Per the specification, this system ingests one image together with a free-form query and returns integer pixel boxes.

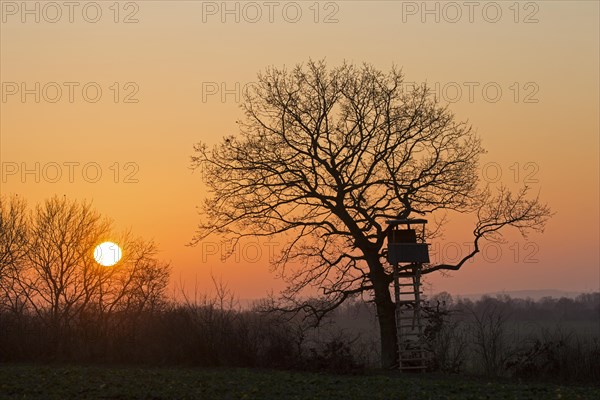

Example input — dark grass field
[1,365,599,400]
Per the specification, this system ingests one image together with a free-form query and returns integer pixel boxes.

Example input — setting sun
[94,241,123,267]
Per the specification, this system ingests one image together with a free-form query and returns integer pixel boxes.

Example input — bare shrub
[423,296,468,373]
[465,297,511,376]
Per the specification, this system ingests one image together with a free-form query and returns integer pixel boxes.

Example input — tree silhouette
[192,60,552,368]
[0,195,29,315]
[22,196,111,331]
[0,195,28,283]
[0,195,171,351]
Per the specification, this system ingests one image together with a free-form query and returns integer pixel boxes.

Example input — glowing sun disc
[94,242,122,266]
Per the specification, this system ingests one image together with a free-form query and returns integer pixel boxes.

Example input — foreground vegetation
[1,364,599,400]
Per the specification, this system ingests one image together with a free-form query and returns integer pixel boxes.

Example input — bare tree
[0,195,28,280]
[114,236,171,314]
[0,195,29,314]
[191,60,552,368]
[468,298,510,376]
[19,196,111,332]
[16,197,170,332]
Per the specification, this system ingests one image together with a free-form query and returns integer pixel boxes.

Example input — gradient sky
[1,1,598,298]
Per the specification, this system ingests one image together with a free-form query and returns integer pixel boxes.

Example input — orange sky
[1,1,598,298]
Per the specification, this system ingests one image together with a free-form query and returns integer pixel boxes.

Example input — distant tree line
[0,194,597,382]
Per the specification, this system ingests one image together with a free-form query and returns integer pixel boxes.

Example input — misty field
[1,365,599,400]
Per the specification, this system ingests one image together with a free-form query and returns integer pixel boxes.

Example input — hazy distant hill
[456,289,589,301]
[238,289,596,307]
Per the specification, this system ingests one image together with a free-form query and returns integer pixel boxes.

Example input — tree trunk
[369,258,398,369]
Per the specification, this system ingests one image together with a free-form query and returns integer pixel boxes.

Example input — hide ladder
[394,264,428,371]
[386,219,431,371]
